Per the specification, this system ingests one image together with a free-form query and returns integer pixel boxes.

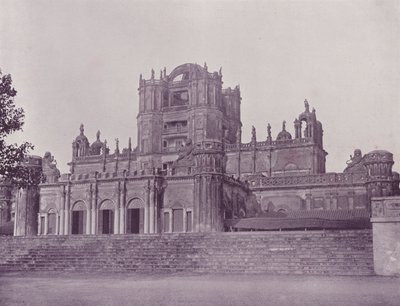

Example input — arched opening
[48,209,57,235]
[172,208,183,232]
[126,198,145,234]
[98,200,114,234]
[301,119,308,138]
[71,201,87,235]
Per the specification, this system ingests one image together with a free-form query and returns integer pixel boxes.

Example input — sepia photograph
[0,0,399,305]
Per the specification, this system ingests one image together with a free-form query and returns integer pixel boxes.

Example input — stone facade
[371,196,400,276]
[7,63,400,236]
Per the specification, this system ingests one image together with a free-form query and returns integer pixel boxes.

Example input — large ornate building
[1,63,399,236]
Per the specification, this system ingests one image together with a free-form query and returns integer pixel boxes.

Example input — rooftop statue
[176,138,194,163]
[344,149,366,173]
[304,99,310,112]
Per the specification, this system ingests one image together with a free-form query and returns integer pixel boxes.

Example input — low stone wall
[371,196,400,276]
[0,230,373,275]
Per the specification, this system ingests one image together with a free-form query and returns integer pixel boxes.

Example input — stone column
[114,182,120,234]
[64,184,71,235]
[86,205,91,235]
[348,191,354,210]
[55,212,59,235]
[37,214,42,235]
[149,184,155,234]
[44,213,48,235]
[183,208,187,232]
[331,193,338,210]
[305,193,312,210]
[144,181,150,234]
[371,196,400,276]
[119,180,126,234]
[91,184,97,235]
[60,186,66,235]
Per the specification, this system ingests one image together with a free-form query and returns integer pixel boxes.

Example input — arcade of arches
[37,197,192,235]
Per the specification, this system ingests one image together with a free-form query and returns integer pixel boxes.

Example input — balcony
[162,126,188,135]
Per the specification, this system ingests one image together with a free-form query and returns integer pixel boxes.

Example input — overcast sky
[1,0,399,173]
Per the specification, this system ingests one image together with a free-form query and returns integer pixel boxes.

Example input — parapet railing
[225,137,314,151]
[248,172,367,189]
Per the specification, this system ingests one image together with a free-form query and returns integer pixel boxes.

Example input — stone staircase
[0,230,374,275]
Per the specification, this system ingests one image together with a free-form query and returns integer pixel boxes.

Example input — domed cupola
[73,124,90,157]
[90,130,104,155]
[276,121,292,141]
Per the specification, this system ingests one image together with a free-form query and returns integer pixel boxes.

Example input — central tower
[137,63,241,173]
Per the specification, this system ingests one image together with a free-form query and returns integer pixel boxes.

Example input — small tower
[0,180,13,232]
[364,150,396,198]
[294,100,327,173]
[192,140,226,232]
[137,68,166,155]
[14,156,42,236]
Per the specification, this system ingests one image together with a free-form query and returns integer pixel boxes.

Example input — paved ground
[0,272,399,306]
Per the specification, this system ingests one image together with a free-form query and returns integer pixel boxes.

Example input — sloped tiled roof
[226,209,371,231]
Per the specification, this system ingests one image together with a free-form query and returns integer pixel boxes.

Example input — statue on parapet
[304,99,310,112]
[42,152,60,183]
[344,149,366,173]
[176,138,194,163]
[251,126,256,143]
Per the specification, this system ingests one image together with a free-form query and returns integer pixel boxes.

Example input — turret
[364,150,396,198]
[137,68,167,155]
[14,156,42,236]
[296,99,323,147]
[192,140,225,232]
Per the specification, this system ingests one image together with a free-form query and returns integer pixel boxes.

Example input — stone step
[0,229,374,275]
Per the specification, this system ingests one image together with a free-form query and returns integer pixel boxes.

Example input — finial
[103,139,107,155]
[96,130,100,140]
[251,125,256,142]
[115,138,119,150]
[219,67,222,75]
[151,69,155,79]
[139,73,142,82]
[128,137,132,151]
[304,99,309,112]
[80,124,84,135]
[160,70,163,79]
[312,107,316,113]
[267,123,271,138]
[163,67,166,77]
[282,120,286,131]
[204,62,208,71]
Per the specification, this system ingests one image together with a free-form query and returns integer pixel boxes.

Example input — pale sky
[1,0,399,174]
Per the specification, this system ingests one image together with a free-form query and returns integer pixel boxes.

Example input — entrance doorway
[98,200,115,234]
[126,208,144,234]
[98,209,114,234]
[71,201,87,235]
[172,209,183,232]
[126,198,145,234]
[48,212,56,234]
[72,211,85,234]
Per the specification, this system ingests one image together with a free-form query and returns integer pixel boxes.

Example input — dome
[276,130,292,141]
[364,150,393,164]
[90,130,103,155]
[168,63,220,82]
[276,120,292,141]
[75,124,89,144]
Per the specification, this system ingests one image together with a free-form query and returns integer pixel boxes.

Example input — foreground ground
[0,272,399,306]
